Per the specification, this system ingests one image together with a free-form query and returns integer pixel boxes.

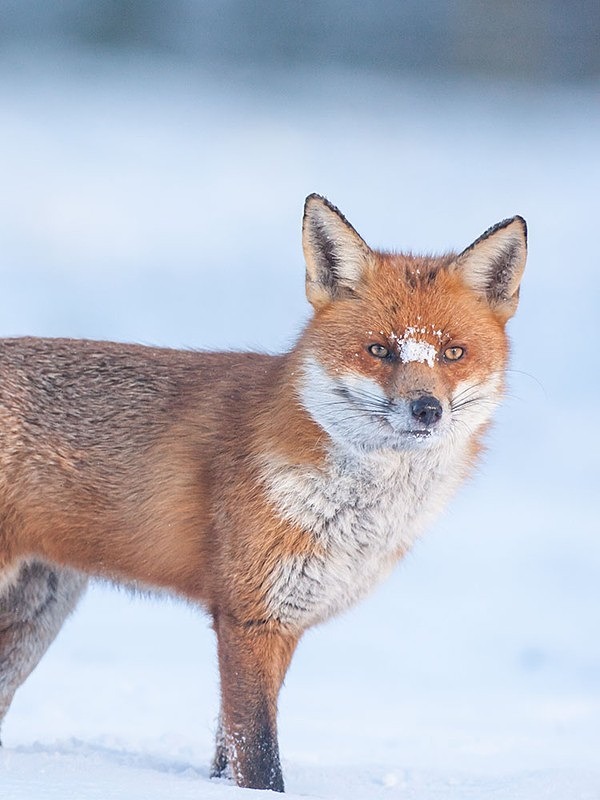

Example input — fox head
[298,194,527,454]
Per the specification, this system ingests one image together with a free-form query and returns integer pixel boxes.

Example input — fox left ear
[302,194,372,310]
[454,216,527,322]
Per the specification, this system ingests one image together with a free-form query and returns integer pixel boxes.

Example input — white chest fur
[261,443,468,629]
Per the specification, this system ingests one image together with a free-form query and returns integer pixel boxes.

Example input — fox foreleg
[212,614,298,792]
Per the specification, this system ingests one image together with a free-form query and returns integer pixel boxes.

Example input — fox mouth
[378,416,436,439]
[369,420,440,451]
[376,426,438,452]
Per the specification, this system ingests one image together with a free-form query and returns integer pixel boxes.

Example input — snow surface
[0,48,599,798]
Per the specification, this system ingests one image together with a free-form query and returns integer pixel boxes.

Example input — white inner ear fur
[457,221,526,300]
[323,225,368,287]
[303,198,371,291]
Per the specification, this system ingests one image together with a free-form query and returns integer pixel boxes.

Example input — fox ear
[454,216,527,322]
[302,194,372,309]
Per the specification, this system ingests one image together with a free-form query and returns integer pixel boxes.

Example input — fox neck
[260,437,470,530]
[256,392,473,629]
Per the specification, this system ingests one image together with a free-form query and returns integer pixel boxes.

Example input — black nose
[410,395,443,426]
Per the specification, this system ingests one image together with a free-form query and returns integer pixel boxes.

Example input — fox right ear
[302,194,372,309]
[454,216,528,323]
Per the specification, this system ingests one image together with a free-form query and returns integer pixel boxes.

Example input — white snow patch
[398,337,437,367]
[390,327,439,367]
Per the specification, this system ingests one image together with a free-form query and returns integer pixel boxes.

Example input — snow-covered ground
[0,49,599,798]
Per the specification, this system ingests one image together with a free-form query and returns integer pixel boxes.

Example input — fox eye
[444,346,465,362]
[368,343,390,359]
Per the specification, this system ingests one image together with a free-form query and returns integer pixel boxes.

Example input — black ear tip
[304,193,327,213]
[303,194,351,229]
[482,215,528,245]
[513,215,528,241]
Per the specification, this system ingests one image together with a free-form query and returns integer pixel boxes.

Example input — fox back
[0,195,527,792]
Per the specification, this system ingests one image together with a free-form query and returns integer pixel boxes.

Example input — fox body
[0,195,527,791]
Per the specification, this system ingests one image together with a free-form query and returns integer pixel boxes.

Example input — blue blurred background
[1,3,599,795]
[2,1,599,80]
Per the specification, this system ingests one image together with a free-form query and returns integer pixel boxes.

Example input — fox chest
[261,455,449,628]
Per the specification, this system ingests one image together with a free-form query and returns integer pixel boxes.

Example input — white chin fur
[298,356,446,452]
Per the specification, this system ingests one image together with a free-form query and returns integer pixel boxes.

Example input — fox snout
[410,395,443,427]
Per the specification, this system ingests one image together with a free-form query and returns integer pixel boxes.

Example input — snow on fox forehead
[369,323,445,368]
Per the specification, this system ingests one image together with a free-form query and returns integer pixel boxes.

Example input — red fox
[0,195,526,791]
